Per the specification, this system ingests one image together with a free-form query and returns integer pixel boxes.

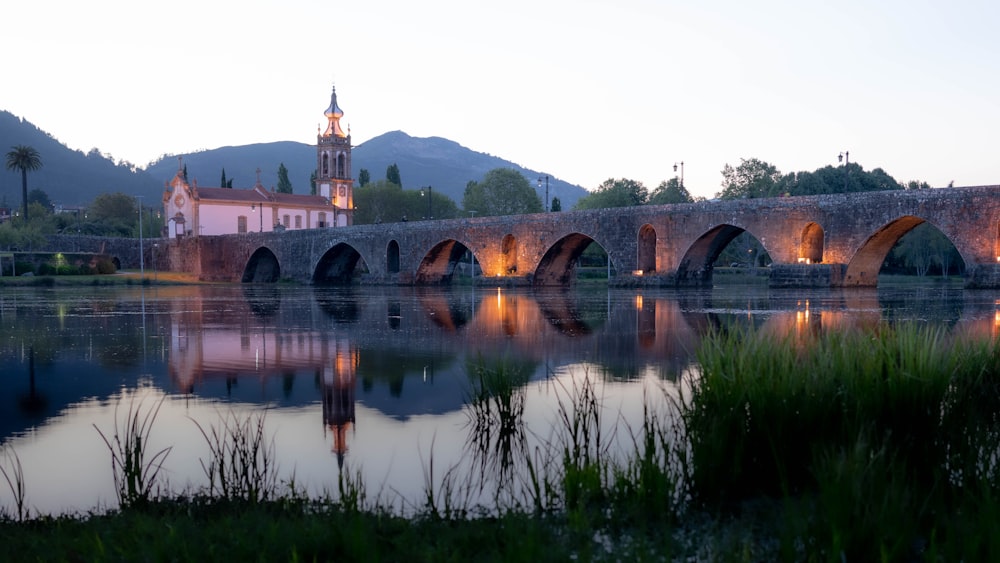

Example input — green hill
[2,111,586,210]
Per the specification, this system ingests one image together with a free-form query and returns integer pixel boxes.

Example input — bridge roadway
[163,185,1000,288]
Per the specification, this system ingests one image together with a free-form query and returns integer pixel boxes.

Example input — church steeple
[316,83,353,226]
[323,86,346,138]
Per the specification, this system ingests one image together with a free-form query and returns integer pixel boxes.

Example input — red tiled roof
[194,187,333,208]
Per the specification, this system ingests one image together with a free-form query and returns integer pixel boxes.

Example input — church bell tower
[317,85,353,226]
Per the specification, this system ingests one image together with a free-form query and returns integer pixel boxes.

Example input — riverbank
[0,271,207,287]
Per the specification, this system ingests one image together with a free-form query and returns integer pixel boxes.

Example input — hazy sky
[4,0,998,200]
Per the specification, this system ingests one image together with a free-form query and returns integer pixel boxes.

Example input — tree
[87,192,138,236]
[550,196,562,212]
[352,181,459,224]
[220,168,233,188]
[28,188,52,210]
[358,169,371,187]
[648,178,694,205]
[462,168,543,217]
[573,178,648,210]
[310,171,317,195]
[386,163,402,187]
[5,145,42,221]
[276,163,293,194]
[717,158,781,200]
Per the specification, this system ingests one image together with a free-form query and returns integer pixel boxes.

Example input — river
[0,281,993,515]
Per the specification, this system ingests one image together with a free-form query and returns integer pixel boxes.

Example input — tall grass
[683,322,1000,559]
[192,409,280,503]
[93,395,172,509]
[0,446,27,522]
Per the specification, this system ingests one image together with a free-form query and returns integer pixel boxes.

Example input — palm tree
[5,145,42,221]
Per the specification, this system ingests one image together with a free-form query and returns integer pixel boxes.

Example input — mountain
[2,111,587,210]
[146,131,587,209]
[0,111,161,207]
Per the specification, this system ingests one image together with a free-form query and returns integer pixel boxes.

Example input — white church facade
[162,86,354,238]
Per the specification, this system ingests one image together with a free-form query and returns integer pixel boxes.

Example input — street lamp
[673,161,685,188]
[420,186,433,219]
[537,175,549,212]
[838,151,849,191]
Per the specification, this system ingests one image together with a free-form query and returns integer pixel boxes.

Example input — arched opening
[534,233,613,286]
[800,222,824,264]
[879,220,966,282]
[386,240,400,274]
[415,240,477,284]
[336,153,346,177]
[501,234,518,274]
[242,247,281,283]
[676,225,770,286]
[637,224,656,273]
[313,243,367,285]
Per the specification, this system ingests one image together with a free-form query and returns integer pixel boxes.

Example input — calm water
[0,282,996,515]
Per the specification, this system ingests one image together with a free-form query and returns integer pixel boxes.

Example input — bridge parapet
[44,186,1000,289]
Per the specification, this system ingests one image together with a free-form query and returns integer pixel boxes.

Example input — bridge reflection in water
[0,284,998,514]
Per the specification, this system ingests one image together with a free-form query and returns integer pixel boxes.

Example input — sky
[4,0,999,200]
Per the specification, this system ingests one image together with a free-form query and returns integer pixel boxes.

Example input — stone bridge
[156,185,1000,288]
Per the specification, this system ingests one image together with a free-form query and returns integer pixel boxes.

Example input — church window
[237,216,248,234]
[295,216,302,229]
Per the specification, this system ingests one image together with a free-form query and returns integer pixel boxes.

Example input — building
[162,85,354,238]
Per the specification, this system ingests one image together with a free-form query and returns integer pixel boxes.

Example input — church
[162,86,355,238]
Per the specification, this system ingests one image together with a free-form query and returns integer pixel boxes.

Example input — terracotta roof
[194,187,334,208]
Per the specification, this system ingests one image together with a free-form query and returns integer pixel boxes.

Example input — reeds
[0,446,27,522]
[192,409,279,503]
[93,395,172,509]
[682,322,1000,559]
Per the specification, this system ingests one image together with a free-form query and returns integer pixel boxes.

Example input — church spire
[323,85,346,138]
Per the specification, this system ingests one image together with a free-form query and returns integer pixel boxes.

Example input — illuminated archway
[844,216,965,286]
[534,232,610,286]
[242,247,281,283]
[800,222,824,263]
[637,224,656,273]
[501,234,518,274]
[415,239,473,284]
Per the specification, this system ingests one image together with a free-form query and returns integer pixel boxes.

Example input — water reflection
[0,283,998,513]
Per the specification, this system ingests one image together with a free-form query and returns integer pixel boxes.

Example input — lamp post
[420,186,433,219]
[838,151,850,191]
[135,195,144,279]
[538,175,549,212]
[673,161,685,188]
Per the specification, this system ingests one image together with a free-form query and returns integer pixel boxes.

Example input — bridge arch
[844,215,966,286]
[676,224,768,286]
[242,247,281,283]
[800,222,824,263]
[844,215,924,286]
[313,242,366,285]
[501,234,518,274]
[386,240,400,274]
[534,232,612,286]
[638,224,656,273]
[416,239,473,284]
